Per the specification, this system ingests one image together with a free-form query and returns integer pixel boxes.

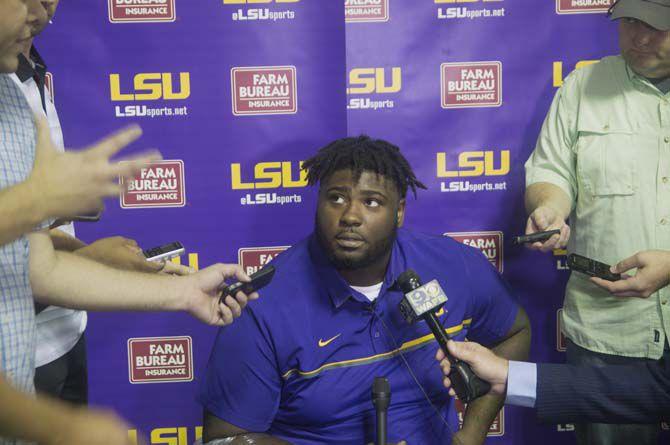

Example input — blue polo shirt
[199,229,519,444]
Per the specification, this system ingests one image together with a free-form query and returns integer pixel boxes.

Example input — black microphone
[395,269,491,403]
[372,377,390,445]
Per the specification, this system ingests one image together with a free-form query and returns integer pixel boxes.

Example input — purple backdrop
[36,1,667,443]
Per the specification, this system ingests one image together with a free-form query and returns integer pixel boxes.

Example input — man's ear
[397,199,406,228]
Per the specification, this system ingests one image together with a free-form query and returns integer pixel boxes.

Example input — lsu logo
[445,231,504,273]
[441,62,502,108]
[231,161,307,190]
[455,400,504,436]
[110,73,190,101]
[108,0,176,23]
[557,309,567,352]
[238,246,289,275]
[231,66,297,116]
[129,426,202,445]
[347,68,401,94]
[345,0,389,23]
[553,60,598,87]
[127,336,193,384]
[120,160,186,208]
[437,150,510,178]
[556,0,613,14]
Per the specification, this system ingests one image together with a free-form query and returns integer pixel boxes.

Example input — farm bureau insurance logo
[223,0,298,22]
[435,0,506,21]
[441,62,502,109]
[455,399,505,436]
[556,0,612,14]
[110,72,190,119]
[108,0,175,23]
[128,336,193,383]
[238,246,289,275]
[345,0,389,22]
[445,231,504,273]
[231,66,297,116]
[347,67,401,111]
[120,160,186,208]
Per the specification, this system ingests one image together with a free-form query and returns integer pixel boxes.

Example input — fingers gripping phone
[220,265,276,303]
[142,242,185,262]
[567,253,621,281]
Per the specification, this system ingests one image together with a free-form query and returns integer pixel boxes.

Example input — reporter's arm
[28,231,253,325]
[0,180,48,246]
[591,250,670,298]
[49,228,87,251]
[0,373,132,445]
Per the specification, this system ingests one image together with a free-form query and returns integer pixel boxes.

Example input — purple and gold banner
[38,1,666,443]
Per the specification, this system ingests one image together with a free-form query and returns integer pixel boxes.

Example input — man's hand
[76,237,164,273]
[591,250,670,298]
[525,205,570,252]
[48,407,135,445]
[451,429,486,445]
[435,341,509,397]
[27,115,161,220]
[181,264,259,326]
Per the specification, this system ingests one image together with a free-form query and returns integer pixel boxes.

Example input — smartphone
[567,253,621,281]
[220,265,276,302]
[512,229,561,245]
[142,242,185,262]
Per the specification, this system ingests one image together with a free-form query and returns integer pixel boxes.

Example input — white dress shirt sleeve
[504,361,537,408]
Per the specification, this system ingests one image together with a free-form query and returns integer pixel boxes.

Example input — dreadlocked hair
[302,135,427,198]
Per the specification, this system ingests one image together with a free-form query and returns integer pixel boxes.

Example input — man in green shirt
[524,0,670,443]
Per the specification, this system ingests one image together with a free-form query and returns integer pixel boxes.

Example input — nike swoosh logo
[318,334,341,348]
[435,307,445,317]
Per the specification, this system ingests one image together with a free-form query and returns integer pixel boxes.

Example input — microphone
[395,269,491,403]
[372,377,390,445]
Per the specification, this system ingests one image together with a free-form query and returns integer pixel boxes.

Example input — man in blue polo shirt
[199,136,531,445]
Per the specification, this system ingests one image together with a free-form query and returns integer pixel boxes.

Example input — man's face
[315,169,405,271]
[26,0,49,37]
[619,18,670,78]
[0,0,30,73]
[43,0,58,21]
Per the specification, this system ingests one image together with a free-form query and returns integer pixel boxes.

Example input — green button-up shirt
[526,55,670,359]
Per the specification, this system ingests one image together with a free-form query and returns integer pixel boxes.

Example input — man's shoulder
[397,229,472,264]
[246,237,315,307]
[563,55,626,91]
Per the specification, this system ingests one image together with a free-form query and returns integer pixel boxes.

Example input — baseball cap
[609,0,670,31]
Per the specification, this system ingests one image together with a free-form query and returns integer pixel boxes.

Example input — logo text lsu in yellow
[110,73,190,101]
[231,161,307,190]
[437,151,510,177]
[347,68,402,94]
[129,426,201,445]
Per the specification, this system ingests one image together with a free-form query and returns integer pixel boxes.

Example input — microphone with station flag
[372,377,390,445]
[395,269,490,403]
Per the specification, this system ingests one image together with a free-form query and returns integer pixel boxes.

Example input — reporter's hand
[49,407,135,445]
[76,237,164,273]
[27,115,161,219]
[525,205,570,252]
[435,341,508,397]
[183,264,259,326]
[591,250,670,298]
